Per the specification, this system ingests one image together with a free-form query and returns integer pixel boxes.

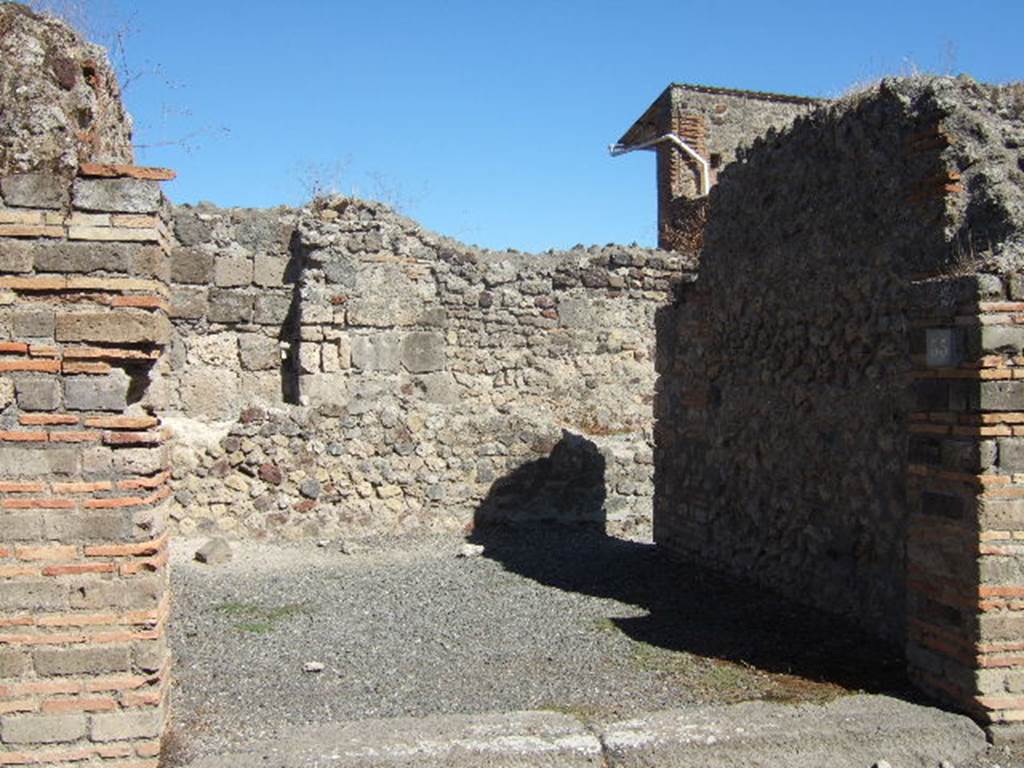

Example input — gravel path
[168,527,914,763]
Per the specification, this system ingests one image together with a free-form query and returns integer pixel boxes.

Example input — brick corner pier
[0,163,174,765]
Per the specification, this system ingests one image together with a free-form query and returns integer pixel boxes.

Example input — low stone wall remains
[161,200,692,539]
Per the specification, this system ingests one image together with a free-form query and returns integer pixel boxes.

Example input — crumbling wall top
[0,2,133,178]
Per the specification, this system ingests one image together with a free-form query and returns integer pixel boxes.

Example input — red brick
[0,342,29,354]
[51,481,113,494]
[83,673,151,693]
[0,567,43,581]
[2,497,75,509]
[123,689,163,708]
[41,563,116,577]
[78,163,176,181]
[83,495,146,509]
[0,359,59,373]
[119,550,168,575]
[27,345,59,358]
[124,606,163,626]
[62,346,159,361]
[0,679,79,697]
[116,470,170,490]
[62,361,111,375]
[110,296,168,310]
[84,415,160,430]
[981,586,1024,598]
[145,486,171,504]
[134,740,162,758]
[102,431,162,446]
[0,431,47,442]
[15,544,77,561]
[0,224,63,238]
[0,700,38,715]
[0,276,65,291]
[0,481,46,493]
[19,414,79,426]
[0,752,33,765]
[15,749,96,764]
[42,696,118,713]
[95,744,135,758]
[48,431,102,443]
[84,534,167,558]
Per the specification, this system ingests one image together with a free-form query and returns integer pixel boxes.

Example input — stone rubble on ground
[195,537,233,565]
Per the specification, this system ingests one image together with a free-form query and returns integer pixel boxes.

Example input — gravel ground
[168,527,1000,765]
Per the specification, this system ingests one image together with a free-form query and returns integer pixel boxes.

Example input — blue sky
[72,0,1024,251]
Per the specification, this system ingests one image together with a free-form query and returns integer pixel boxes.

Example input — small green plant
[590,617,620,633]
[214,601,309,634]
[539,702,608,723]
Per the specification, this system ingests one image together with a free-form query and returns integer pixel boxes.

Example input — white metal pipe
[609,133,711,197]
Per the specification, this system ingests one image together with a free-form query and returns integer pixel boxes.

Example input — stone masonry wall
[0,166,173,765]
[161,199,691,540]
[654,76,1024,733]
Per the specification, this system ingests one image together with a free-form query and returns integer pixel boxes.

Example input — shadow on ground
[469,430,911,701]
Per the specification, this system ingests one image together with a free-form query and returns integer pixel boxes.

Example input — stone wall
[654,76,1024,733]
[161,199,692,540]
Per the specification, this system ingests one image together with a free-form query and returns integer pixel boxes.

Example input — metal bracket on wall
[608,133,711,197]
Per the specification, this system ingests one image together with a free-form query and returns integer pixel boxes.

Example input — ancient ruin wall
[160,200,692,540]
[655,76,1024,729]
[655,77,1024,636]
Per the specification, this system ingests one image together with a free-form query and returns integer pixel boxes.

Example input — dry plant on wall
[28,0,229,157]
[943,228,995,278]
[296,158,352,202]
[362,170,429,216]
[833,39,961,104]
[26,0,89,31]
[1004,82,1024,116]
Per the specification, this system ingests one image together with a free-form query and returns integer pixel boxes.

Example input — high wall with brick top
[616,84,820,252]
[0,164,173,766]
[654,77,1024,738]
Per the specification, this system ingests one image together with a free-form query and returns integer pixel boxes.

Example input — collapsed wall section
[0,167,173,765]
[655,76,1024,732]
[161,200,692,540]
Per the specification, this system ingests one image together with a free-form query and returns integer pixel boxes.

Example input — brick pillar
[656,113,707,250]
[0,164,173,765]
[907,272,1024,742]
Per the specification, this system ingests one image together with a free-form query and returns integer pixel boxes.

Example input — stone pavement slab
[178,695,988,768]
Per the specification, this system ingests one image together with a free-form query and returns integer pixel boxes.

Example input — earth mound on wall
[0,2,133,177]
